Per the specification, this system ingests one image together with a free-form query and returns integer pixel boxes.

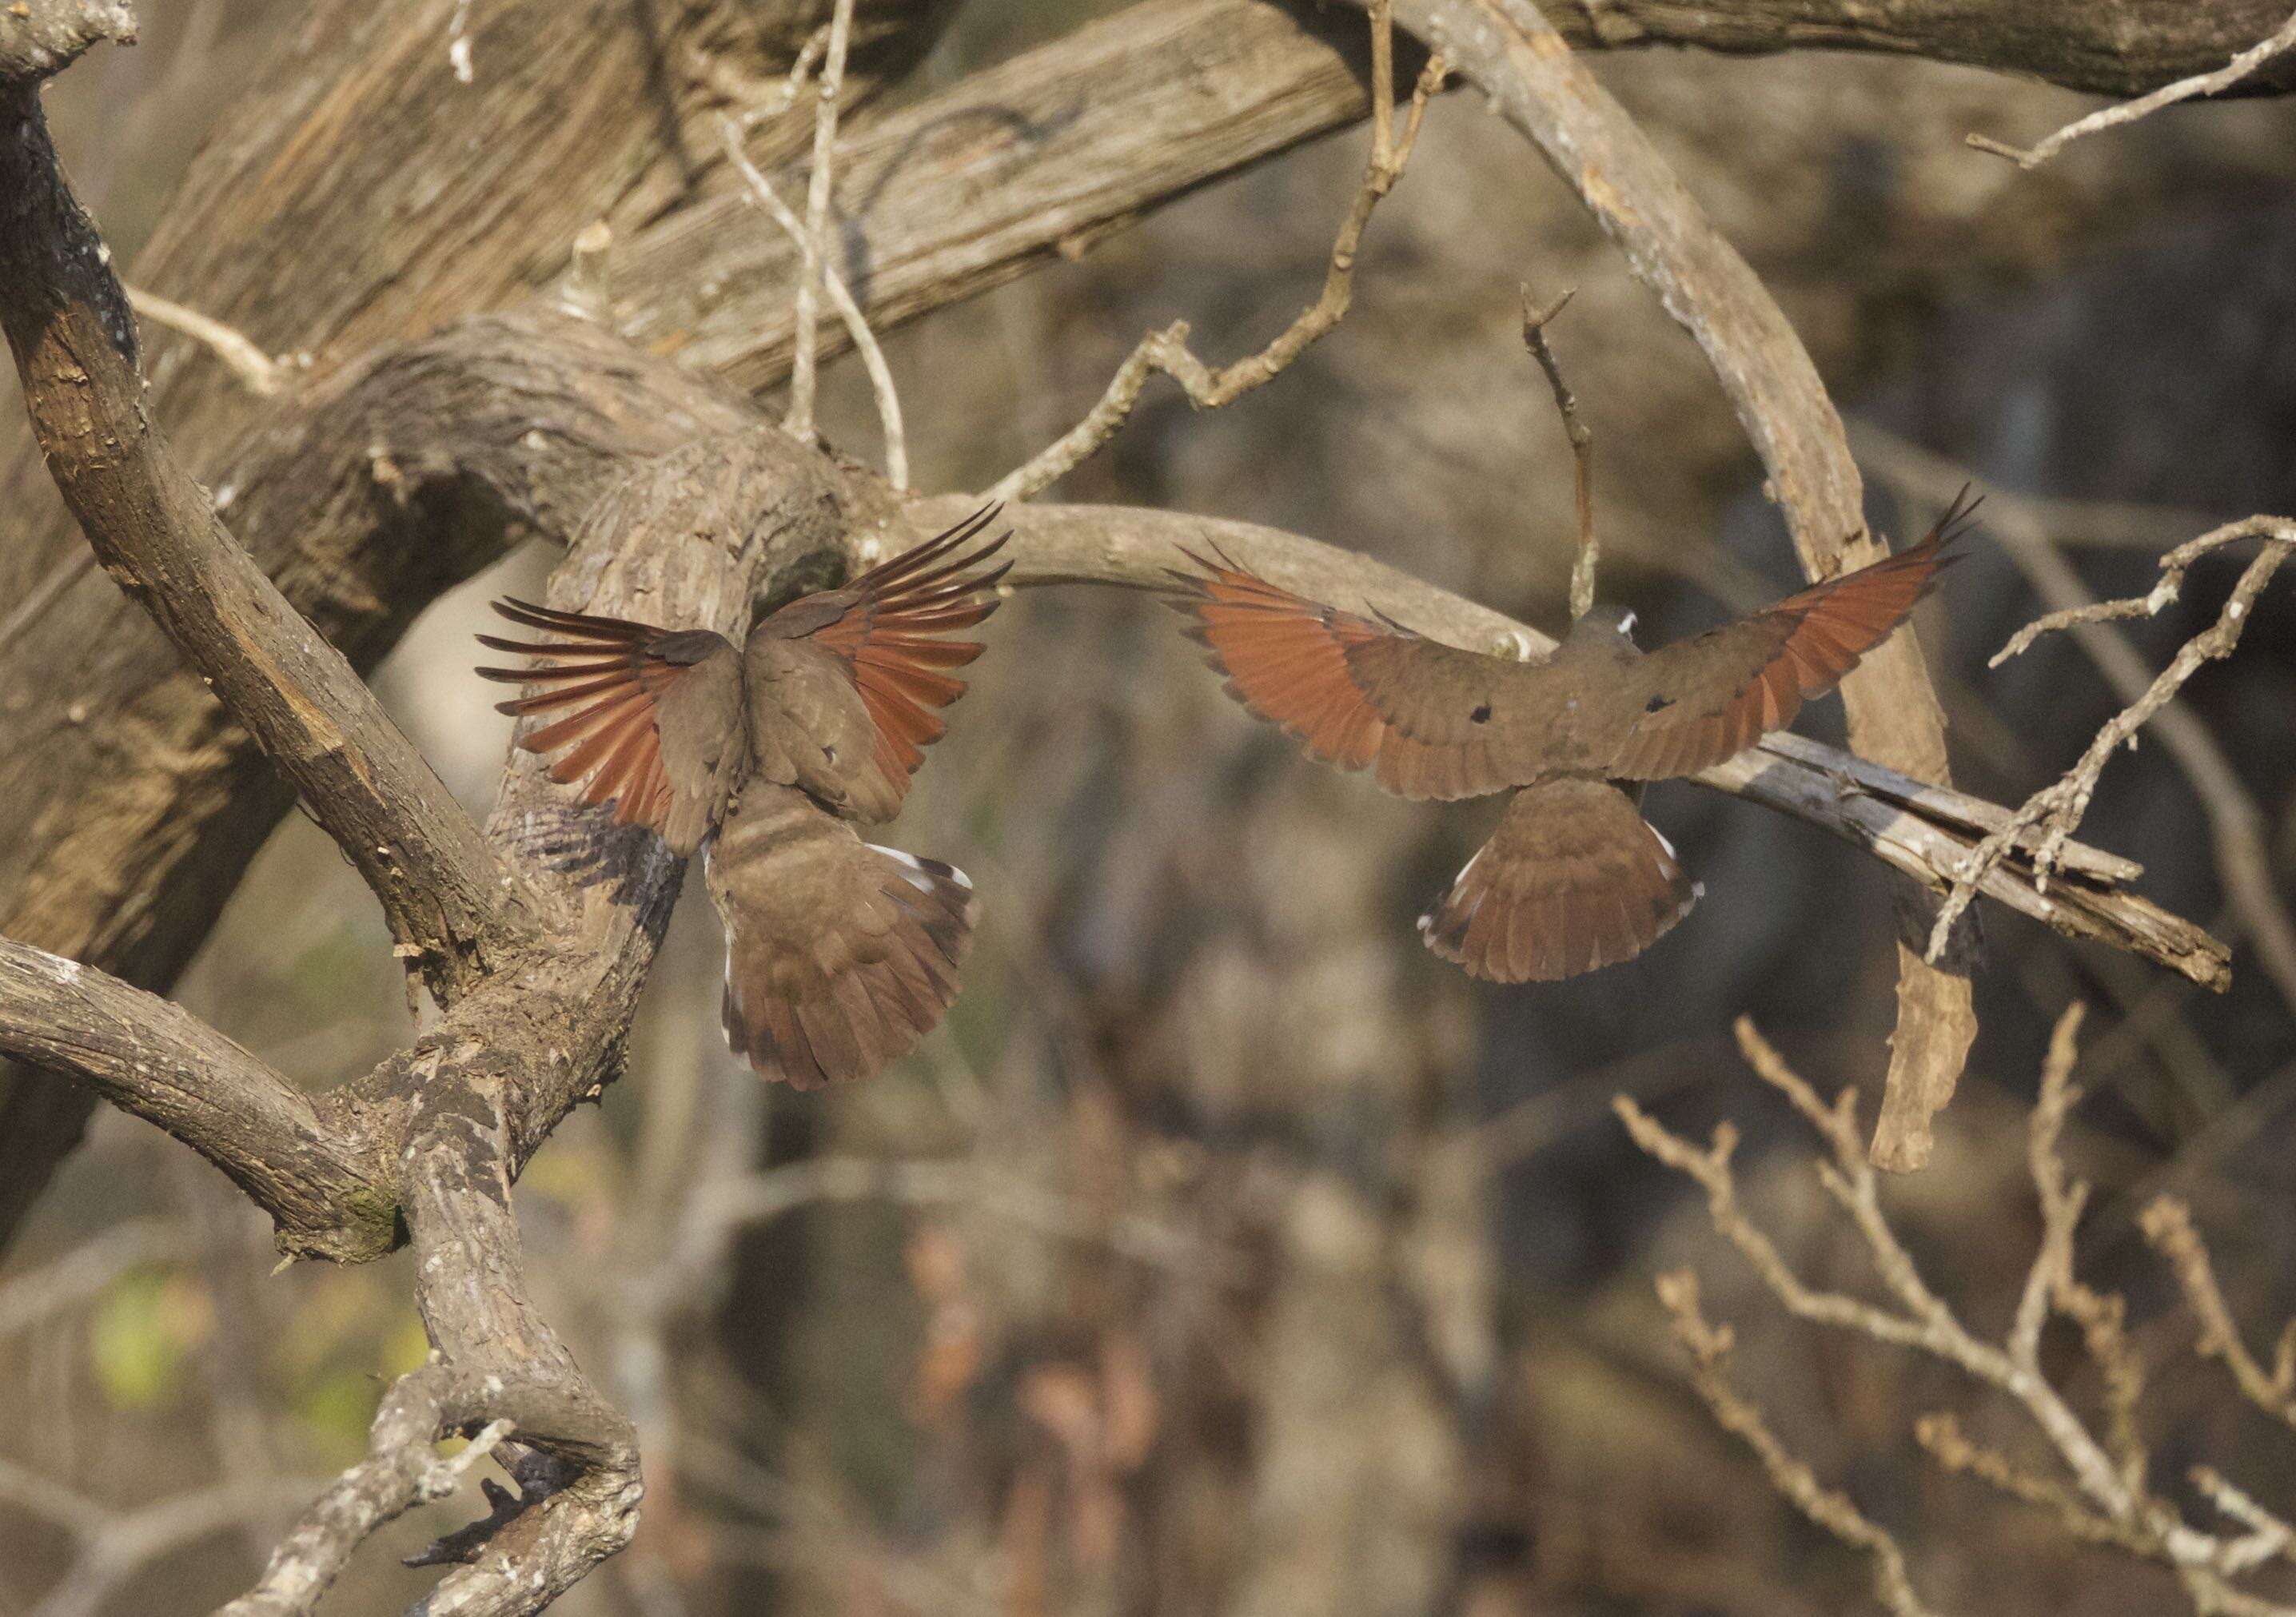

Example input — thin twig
[2140,1196,2296,1433]
[1927,517,2296,962]
[985,0,1448,503]
[1521,285,1597,619]
[720,115,907,488]
[1968,6,2296,169]
[783,0,854,444]
[125,285,289,396]
[1620,1014,2288,1605]
[1654,1270,1943,1617]
[1855,433,2296,1018]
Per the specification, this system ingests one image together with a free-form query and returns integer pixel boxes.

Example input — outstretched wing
[476,600,744,855]
[771,503,1011,816]
[1163,549,1543,801]
[1605,488,1979,780]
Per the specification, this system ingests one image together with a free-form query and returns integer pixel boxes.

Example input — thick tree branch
[0,938,392,1261]
[1364,0,1975,1170]
[1968,6,2296,169]
[0,74,526,998]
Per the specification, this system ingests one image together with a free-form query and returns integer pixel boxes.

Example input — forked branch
[1928,519,2296,963]
[1623,1010,2296,1615]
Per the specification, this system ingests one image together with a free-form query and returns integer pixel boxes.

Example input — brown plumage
[1166,490,1978,982]
[477,505,1009,1087]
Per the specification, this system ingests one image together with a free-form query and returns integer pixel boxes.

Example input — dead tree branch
[987,0,1448,503]
[1853,430,2296,1018]
[1927,518,2296,966]
[1521,285,1599,621]
[783,0,855,447]
[1653,1270,1942,1617]
[1623,1010,2296,1615]
[1969,6,2296,169]
[719,114,907,489]
[2139,1197,2296,1435]
[125,286,291,396]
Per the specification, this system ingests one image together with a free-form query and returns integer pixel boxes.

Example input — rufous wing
[1419,779,1699,982]
[1164,550,1537,801]
[776,503,1012,817]
[476,599,744,855]
[708,784,975,1089]
[1605,488,1979,781]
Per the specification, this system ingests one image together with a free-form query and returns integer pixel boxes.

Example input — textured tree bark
[0,0,955,1249]
[1545,0,2296,98]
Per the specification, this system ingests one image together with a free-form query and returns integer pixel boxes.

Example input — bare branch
[783,0,855,446]
[986,0,1449,502]
[2140,1196,2296,1433]
[125,286,290,396]
[1927,519,2296,963]
[972,500,2224,988]
[1854,432,2296,1017]
[1626,1013,2296,1611]
[1521,285,1599,621]
[1969,6,2296,169]
[0,81,529,999]
[1654,1270,1943,1617]
[721,115,907,489]
[0,939,391,1260]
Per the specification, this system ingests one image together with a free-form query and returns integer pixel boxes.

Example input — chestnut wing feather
[769,503,1011,817]
[476,600,744,854]
[1163,550,1557,802]
[1605,489,1978,780]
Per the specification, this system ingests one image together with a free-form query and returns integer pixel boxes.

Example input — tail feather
[712,790,976,1089]
[1420,780,1698,982]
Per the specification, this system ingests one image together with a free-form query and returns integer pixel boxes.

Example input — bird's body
[477,506,1008,1088]
[1166,492,1979,982]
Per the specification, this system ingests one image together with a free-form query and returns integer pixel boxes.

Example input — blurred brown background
[5,2,2296,1612]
